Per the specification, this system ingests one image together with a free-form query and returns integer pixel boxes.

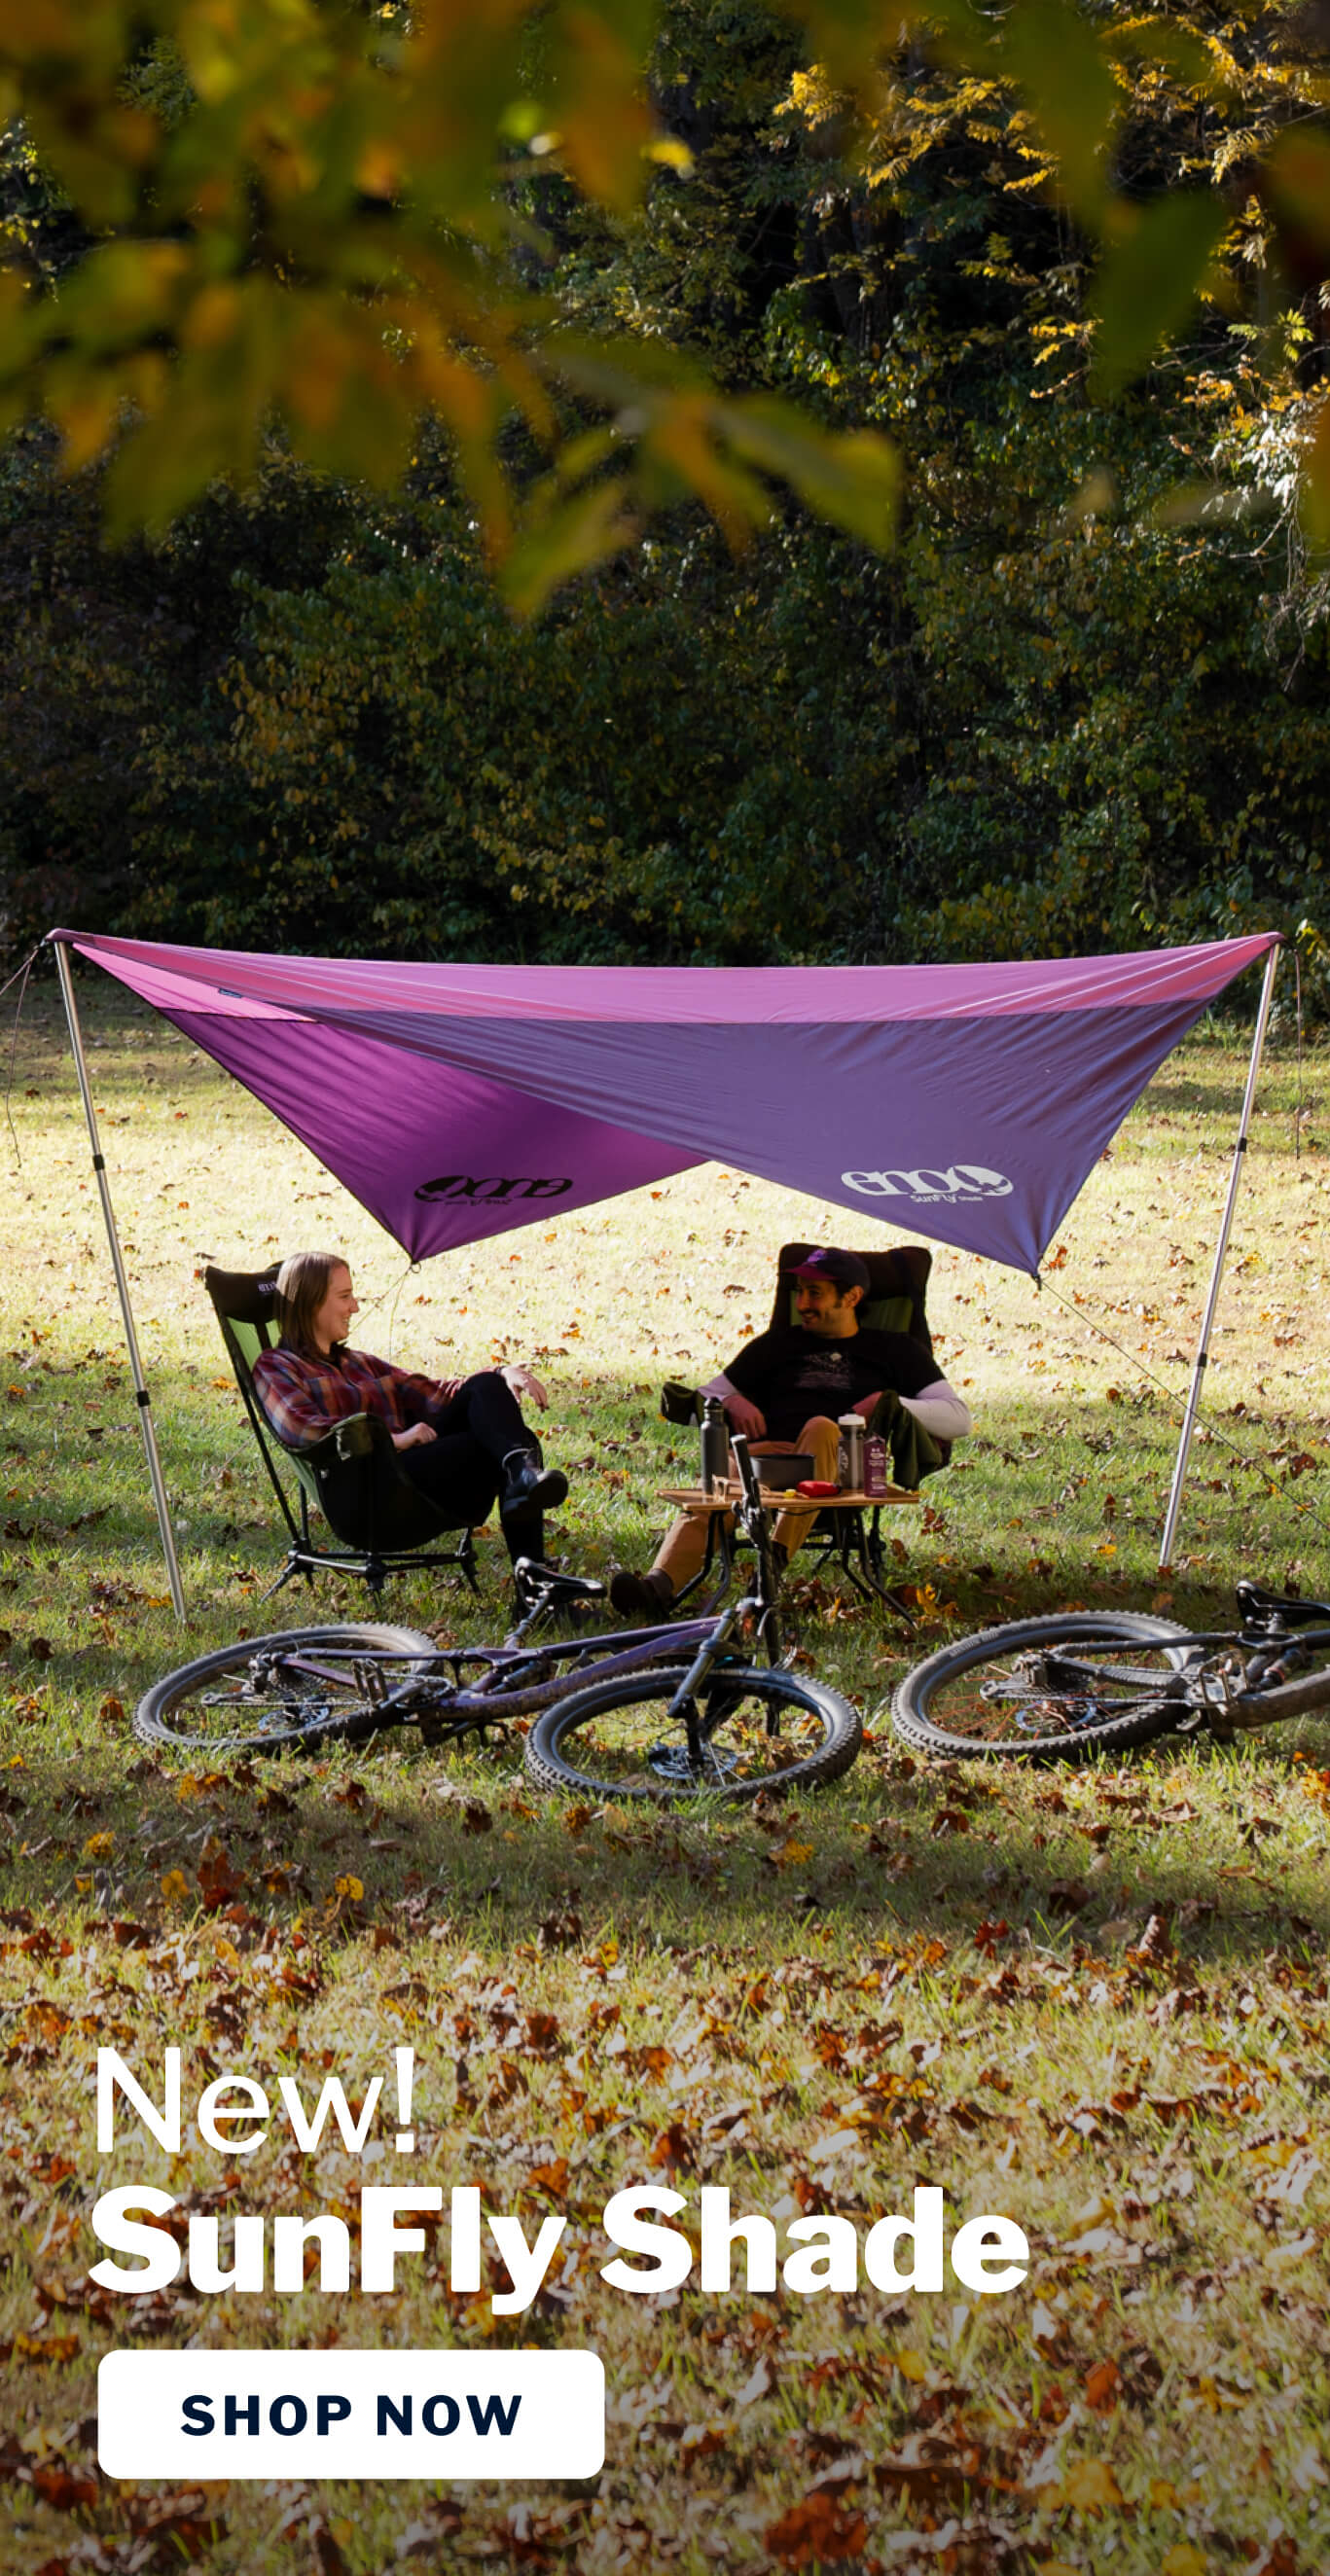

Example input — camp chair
[660,1241,950,1613]
[204,1263,480,1602]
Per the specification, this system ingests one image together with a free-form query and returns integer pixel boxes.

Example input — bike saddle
[1235,1581,1330,1629]
[512,1558,606,1604]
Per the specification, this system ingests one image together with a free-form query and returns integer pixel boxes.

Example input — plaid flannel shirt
[251,1342,460,1451]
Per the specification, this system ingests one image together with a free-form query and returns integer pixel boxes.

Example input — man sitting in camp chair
[609,1248,973,1615]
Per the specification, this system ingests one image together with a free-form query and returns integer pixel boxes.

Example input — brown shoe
[609,1567,674,1618]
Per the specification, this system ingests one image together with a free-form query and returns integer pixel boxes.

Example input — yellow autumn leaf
[768,1835,814,1869]
[1059,2457,1124,2513]
[1161,2547,1208,2576]
[83,1830,115,1858]
[891,2348,928,2381]
[161,1869,190,1902]
[54,382,123,475]
[335,1873,364,1901]
[646,136,694,174]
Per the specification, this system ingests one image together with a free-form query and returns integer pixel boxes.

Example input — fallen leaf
[198,1838,240,1911]
[765,2491,869,2566]
[1083,2357,1124,2412]
[1160,2546,1208,2576]
[1058,2457,1124,2513]
[647,2122,692,2173]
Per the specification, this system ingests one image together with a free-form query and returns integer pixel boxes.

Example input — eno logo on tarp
[414,1174,574,1205]
[843,1163,1014,1205]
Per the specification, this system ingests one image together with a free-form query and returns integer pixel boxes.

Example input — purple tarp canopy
[61,930,1278,1276]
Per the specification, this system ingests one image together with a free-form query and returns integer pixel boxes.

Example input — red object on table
[795,1479,840,1498]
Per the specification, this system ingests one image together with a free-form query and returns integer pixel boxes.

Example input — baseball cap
[792,1249,871,1293]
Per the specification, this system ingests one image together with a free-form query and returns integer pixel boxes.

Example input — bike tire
[890,1612,1196,1762]
[523,1662,862,1803]
[134,1624,439,1756]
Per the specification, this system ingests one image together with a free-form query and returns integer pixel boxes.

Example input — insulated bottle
[701,1396,730,1496]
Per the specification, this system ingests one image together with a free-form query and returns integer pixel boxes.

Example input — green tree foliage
[0,0,900,610]
[4,422,1321,976]
[1,2,1327,984]
[1,0,1329,592]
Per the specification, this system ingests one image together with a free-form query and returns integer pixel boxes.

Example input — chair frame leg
[668,1511,734,1616]
[258,1549,308,1605]
[255,1532,480,1604]
[827,1507,917,1629]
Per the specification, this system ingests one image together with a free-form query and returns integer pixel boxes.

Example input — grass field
[3,966,1329,2576]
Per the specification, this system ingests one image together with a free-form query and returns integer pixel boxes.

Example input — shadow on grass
[7,1690,1329,1982]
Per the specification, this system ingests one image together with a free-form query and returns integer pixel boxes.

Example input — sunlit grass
[2,972,1329,2574]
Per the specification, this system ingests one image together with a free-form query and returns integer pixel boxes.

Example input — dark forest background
[3,0,1327,987]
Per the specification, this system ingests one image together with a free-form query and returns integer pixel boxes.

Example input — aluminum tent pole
[52,939,187,1623]
[1158,941,1280,1573]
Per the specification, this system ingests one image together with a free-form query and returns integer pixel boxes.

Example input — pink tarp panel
[58,931,1278,1274]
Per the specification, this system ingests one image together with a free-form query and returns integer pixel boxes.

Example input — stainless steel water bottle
[701,1396,729,1496]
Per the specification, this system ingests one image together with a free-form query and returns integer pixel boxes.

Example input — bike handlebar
[729,1430,762,1522]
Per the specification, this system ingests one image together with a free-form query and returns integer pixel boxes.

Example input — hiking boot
[500,1446,569,1518]
[609,1567,674,1619]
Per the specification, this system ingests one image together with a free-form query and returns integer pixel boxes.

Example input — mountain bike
[890,1581,1330,1762]
[135,1438,862,1803]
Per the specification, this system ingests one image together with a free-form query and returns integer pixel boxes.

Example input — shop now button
[98,2350,604,2480]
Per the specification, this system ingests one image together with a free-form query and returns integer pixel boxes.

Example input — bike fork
[664,1611,743,1766]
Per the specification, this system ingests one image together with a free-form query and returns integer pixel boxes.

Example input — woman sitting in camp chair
[252,1251,570,1570]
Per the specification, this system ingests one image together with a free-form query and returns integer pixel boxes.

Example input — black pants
[399,1372,544,1564]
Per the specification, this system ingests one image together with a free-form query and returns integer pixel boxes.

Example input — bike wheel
[523,1662,861,1803]
[890,1613,1196,1761]
[134,1625,439,1756]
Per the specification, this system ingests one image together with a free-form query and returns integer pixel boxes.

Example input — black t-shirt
[724,1326,938,1446]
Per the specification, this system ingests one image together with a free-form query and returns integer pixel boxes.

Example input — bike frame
[1005,1616,1330,1735]
[200,1433,794,1757]
[266,1589,774,1737]
[1024,1623,1330,1663]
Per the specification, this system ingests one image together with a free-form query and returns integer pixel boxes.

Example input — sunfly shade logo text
[842,1164,1014,1205]
[414,1175,574,1204]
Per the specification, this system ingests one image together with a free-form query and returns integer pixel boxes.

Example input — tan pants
[653,1414,843,1592]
